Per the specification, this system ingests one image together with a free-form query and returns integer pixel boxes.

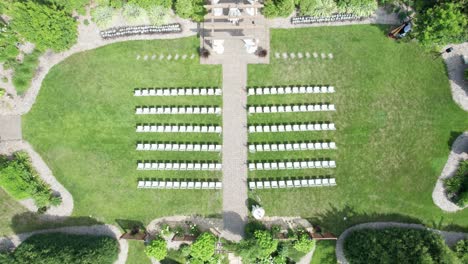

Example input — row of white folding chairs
[249,178,336,189]
[248,123,335,133]
[248,160,336,170]
[136,125,222,133]
[137,162,222,170]
[138,180,222,189]
[248,86,334,96]
[136,143,222,152]
[134,88,222,96]
[135,106,221,115]
[248,104,335,114]
[249,142,336,152]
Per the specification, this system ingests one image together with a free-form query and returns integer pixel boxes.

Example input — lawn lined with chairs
[247,25,468,232]
[23,38,223,224]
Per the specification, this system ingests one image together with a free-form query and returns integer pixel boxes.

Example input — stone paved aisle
[221,62,249,241]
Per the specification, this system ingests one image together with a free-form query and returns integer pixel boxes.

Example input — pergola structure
[201,0,268,60]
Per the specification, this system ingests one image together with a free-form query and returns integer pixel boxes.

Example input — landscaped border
[0,224,128,264]
[432,132,468,212]
[335,222,468,264]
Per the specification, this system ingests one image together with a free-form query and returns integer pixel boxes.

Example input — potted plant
[256,48,268,57]
[200,48,210,58]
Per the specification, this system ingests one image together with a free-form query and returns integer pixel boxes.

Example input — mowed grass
[310,241,337,264]
[0,189,28,236]
[22,38,223,228]
[247,25,468,233]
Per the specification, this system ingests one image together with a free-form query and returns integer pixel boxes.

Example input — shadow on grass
[307,204,468,235]
[10,212,103,234]
[115,219,146,232]
[448,131,463,150]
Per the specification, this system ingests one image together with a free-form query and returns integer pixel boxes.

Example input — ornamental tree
[189,232,216,262]
[144,238,167,261]
[416,3,468,47]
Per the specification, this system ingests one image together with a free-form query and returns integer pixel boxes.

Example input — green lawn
[127,241,151,264]
[248,25,468,233]
[0,189,29,236]
[22,37,223,230]
[311,241,336,264]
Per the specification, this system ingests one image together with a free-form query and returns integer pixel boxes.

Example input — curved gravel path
[432,132,468,212]
[0,10,197,116]
[442,43,468,111]
[335,222,468,264]
[0,140,73,217]
[0,224,128,264]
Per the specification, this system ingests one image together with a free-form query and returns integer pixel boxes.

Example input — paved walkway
[335,222,468,264]
[432,132,468,212]
[0,115,21,141]
[0,224,128,264]
[221,62,249,242]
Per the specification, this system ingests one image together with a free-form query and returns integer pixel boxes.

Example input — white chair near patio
[322,178,330,186]
[166,182,174,189]
[195,182,202,189]
[330,142,337,149]
[202,182,209,189]
[322,142,330,149]
[330,178,336,185]
[278,162,286,169]
[209,182,215,189]
[249,182,256,189]
[301,179,308,187]
[215,182,222,189]
[243,39,258,54]
[323,161,330,168]
[249,164,255,171]
[286,180,294,188]
[263,88,270,94]
[316,179,323,186]
[212,39,225,54]
[180,182,188,189]
[308,179,316,186]
[330,161,336,168]
[248,88,255,95]
[256,181,263,189]
[264,181,271,189]
[328,86,335,93]
[278,87,285,94]
[187,182,195,189]
[152,181,159,188]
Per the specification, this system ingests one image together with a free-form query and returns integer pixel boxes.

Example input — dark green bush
[5,233,119,264]
[454,239,468,263]
[444,160,468,207]
[298,0,337,17]
[336,0,377,17]
[9,1,77,52]
[128,0,172,9]
[263,0,294,18]
[344,228,458,264]
[0,23,20,63]
[0,151,60,209]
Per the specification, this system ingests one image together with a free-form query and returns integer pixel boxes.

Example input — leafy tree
[336,0,378,17]
[298,0,337,17]
[263,0,279,18]
[92,6,115,28]
[293,234,316,253]
[175,0,194,19]
[416,2,468,47]
[190,0,207,22]
[444,160,468,207]
[145,238,167,261]
[9,233,119,263]
[9,1,77,52]
[189,232,216,262]
[254,230,279,259]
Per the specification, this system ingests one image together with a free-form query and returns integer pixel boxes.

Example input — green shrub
[190,0,207,22]
[293,234,316,253]
[175,0,193,19]
[298,0,337,17]
[465,68,468,80]
[147,5,171,26]
[189,232,217,262]
[145,238,167,261]
[9,1,78,52]
[244,220,266,239]
[0,88,5,98]
[92,6,115,28]
[122,3,145,23]
[444,160,468,207]
[336,0,378,17]
[0,151,60,209]
[0,23,20,63]
[128,0,172,9]
[7,233,119,263]
[262,0,294,18]
[416,2,468,47]
[344,228,459,264]
[454,239,468,263]
[10,49,42,95]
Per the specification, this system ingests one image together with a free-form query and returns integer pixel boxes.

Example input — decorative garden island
[0,0,467,263]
